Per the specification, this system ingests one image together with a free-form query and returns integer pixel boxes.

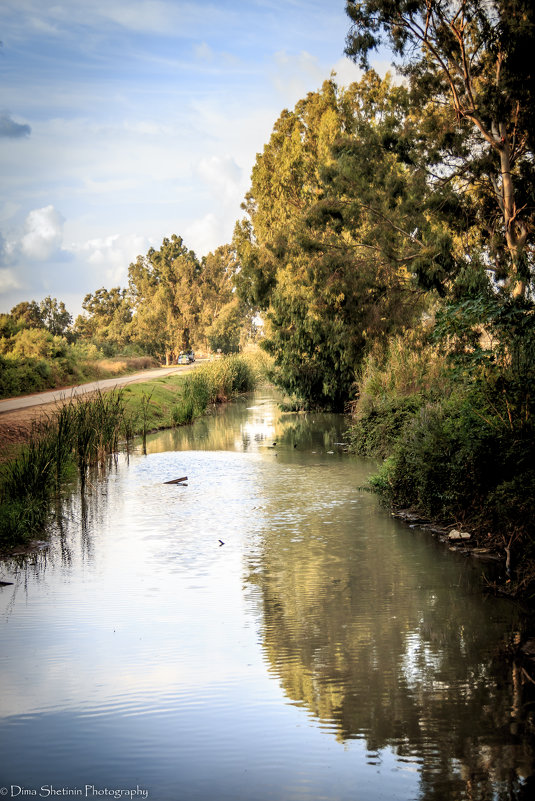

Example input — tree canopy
[345,0,535,297]
[235,74,433,408]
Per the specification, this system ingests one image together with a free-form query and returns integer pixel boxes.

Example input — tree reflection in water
[244,453,535,800]
[2,390,534,800]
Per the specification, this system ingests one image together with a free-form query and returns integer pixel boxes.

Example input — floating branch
[164,476,188,485]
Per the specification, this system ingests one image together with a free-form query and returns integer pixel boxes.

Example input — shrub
[375,387,535,537]
[8,328,62,359]
[348,334,450,456]
[182,355,256,408]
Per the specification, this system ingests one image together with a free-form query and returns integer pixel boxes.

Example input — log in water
[0,390,533,800]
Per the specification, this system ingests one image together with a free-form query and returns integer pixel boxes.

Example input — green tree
[4,328,67,360]
[345,0,535,297]
[235,75,430,409]
[197,244,242,350]
[75,287,133,350]
[205,297,244,354]
[235,78,356,311]
[39,296,72,337]
[10,301,43,330]
[128,235,202,364]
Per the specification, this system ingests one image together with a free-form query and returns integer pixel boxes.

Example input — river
[0,390,533,800]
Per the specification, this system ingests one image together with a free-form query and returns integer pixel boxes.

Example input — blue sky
[0,0,383,316]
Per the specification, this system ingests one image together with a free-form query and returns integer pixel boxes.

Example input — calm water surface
[0,391,533,801]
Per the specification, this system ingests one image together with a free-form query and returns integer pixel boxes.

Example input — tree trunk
[499,132,528,297]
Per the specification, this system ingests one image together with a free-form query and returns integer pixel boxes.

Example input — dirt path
[0,362,201,452]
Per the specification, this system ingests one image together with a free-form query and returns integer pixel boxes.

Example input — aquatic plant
[0,390,133,547]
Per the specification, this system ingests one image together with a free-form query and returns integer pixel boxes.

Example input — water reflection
[0,391,533,801]
[242,440,535,799]
[144,393,346,457]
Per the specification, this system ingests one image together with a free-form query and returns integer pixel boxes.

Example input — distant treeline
[0,242,260,398]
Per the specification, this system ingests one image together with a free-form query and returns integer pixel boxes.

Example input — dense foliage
[343,0,535,595]
[234,74,434,409]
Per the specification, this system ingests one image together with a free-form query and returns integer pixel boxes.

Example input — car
[186,350,195,362]
[178,353,190,364]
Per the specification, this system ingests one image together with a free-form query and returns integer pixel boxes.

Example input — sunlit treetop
[345,0,535,296]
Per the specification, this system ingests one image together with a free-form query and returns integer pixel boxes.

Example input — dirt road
[0,362,199,452]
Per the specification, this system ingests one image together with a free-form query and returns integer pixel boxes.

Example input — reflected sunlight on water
[0,391,533,801]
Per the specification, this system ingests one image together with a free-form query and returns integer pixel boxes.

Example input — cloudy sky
[0,0,378,316]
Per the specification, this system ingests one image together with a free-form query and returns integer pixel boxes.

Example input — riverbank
[2,388,534,801]
[0,352,269,552]
[0,369,190,461]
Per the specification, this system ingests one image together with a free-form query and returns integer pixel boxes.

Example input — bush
[348,334,450,456]
[0,355,52,397]
[7,328,67,359]
[375,386,535,542]
[182,355,256,407]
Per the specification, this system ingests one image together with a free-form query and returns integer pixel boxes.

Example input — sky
[0,0,383,317]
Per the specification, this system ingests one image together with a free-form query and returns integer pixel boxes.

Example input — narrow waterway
[0,390,533,801]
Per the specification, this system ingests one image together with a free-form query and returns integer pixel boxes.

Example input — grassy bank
[0,351,159,399]
[348,334,535,599]
[0,352,270,551]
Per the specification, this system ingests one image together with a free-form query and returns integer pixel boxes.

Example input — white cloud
[331,57,364,88]
[197,155,243,203]
[20,205,64,261]
[271,50,325,104]
[0,205,66,269]
[69,232,151,286]
[183,213,227,257]
[0,268,21,294]
[194,42,215,62]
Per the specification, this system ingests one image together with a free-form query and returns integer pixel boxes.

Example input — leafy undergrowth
[349,330,535,600]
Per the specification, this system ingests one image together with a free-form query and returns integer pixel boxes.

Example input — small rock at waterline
[448,529,471,540]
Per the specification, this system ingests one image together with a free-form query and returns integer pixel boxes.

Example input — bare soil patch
[0,402,59,458]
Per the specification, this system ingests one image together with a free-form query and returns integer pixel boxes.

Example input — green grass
[122,375,187,430]
[0,353,266,550]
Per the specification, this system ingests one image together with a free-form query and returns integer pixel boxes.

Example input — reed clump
[173,355,256,424]
[0,390,132,548]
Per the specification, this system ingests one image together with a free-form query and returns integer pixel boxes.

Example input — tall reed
[0,390,132,547]
[173,355,256,424]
